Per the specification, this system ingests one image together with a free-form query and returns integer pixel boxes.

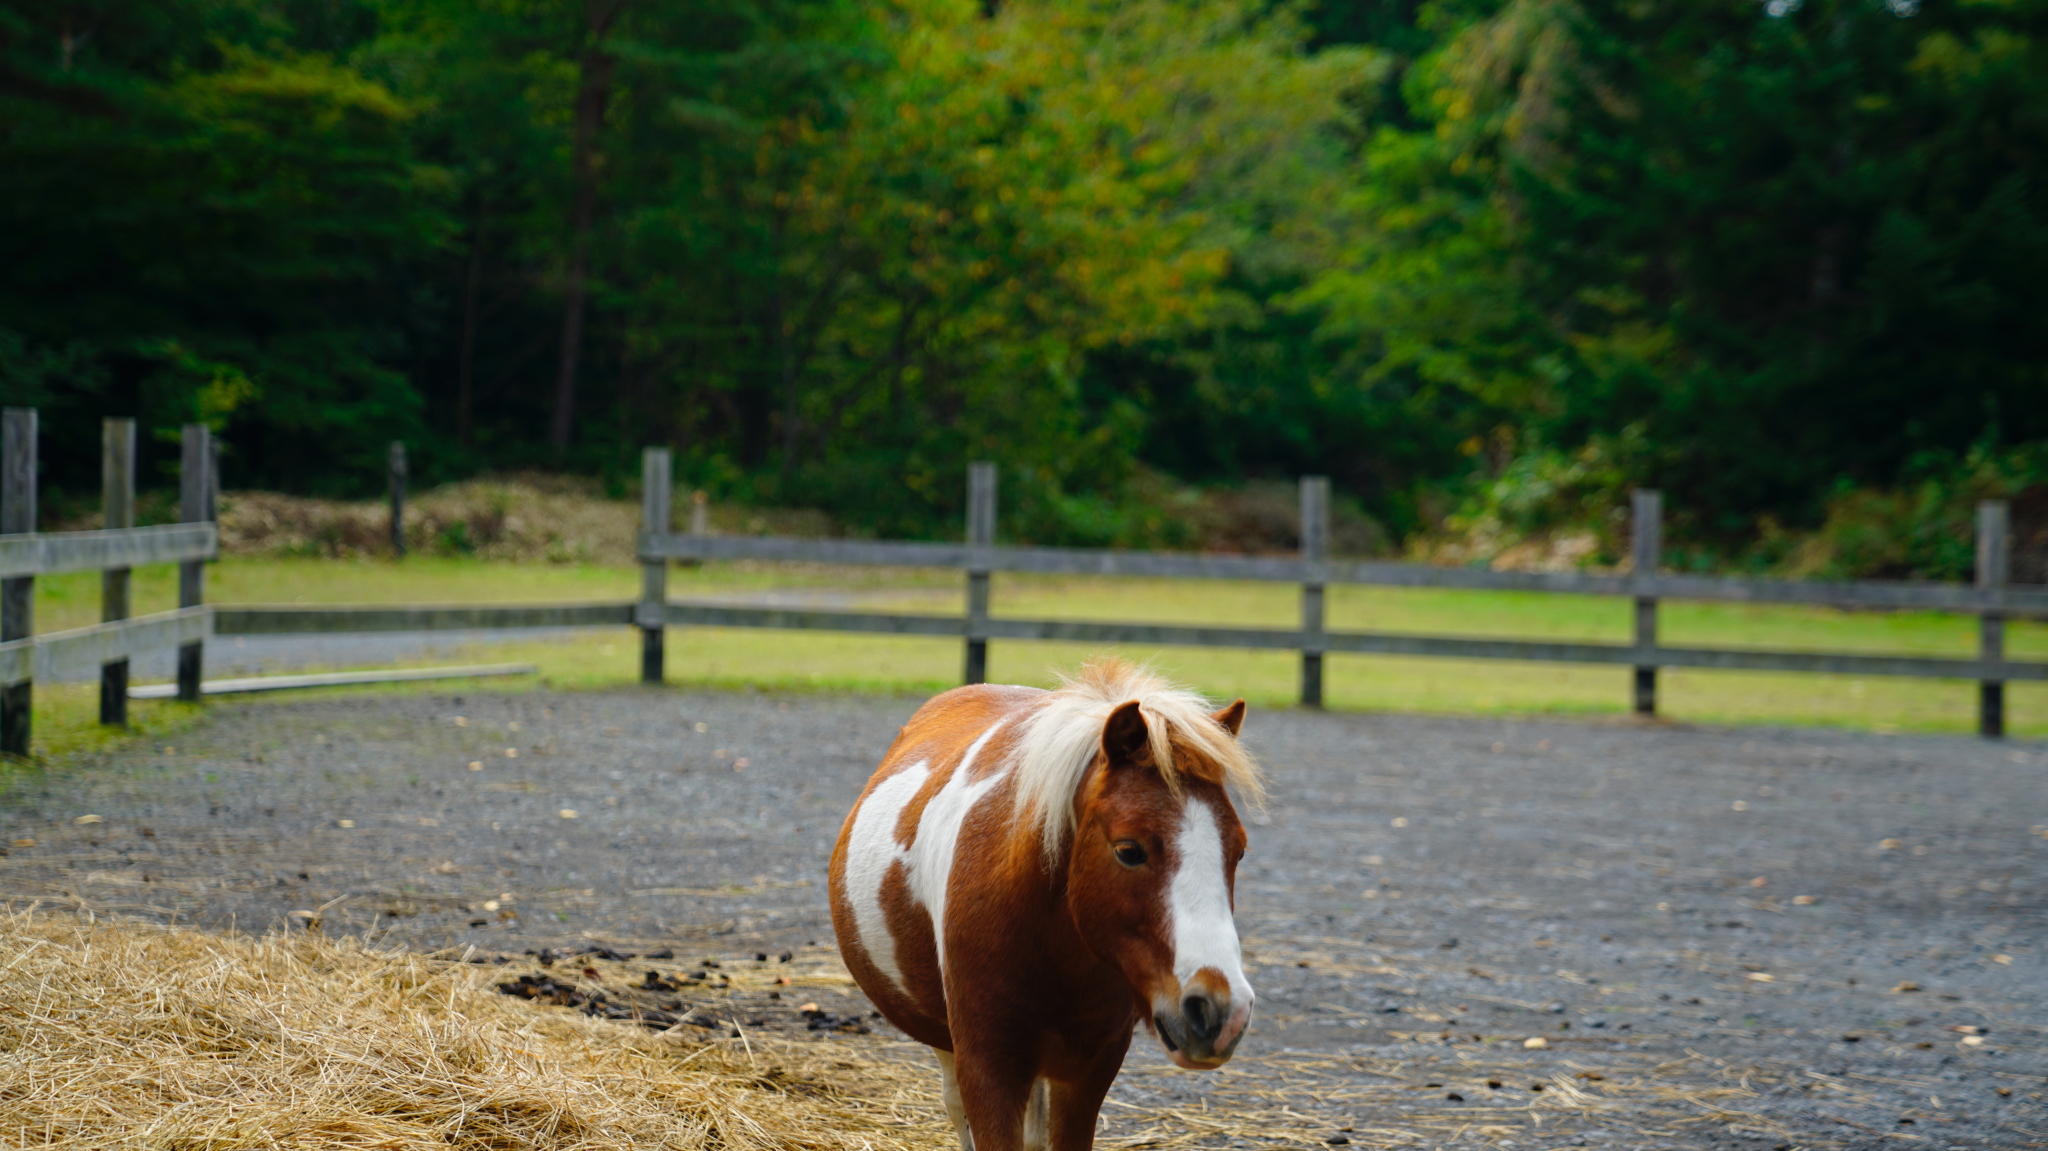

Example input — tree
[755,0,1375,538]
[0,0,449,496]
[1300,0,2048,544]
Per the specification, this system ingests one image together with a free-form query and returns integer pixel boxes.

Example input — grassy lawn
[12,556,2045,761]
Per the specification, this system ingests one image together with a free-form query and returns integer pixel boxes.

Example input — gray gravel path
[1,688,2043,1149]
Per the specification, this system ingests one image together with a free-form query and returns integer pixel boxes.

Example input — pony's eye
[1113,841,1148,868]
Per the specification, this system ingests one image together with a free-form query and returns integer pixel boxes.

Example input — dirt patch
[488,943,878,1039]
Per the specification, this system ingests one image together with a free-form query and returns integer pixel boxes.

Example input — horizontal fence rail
[0,523,218,580]
[642,532,2048,615]
[630,603,2048,682]
[215,603,636,635]
[201,597,2048,684]
[0,606,211,683]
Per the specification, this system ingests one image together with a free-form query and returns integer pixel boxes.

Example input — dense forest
[4,0,2045,573]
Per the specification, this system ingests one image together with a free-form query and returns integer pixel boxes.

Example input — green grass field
[14,555,2045,762]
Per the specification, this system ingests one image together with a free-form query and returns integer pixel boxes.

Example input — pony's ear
[1212,698,1247,737]
[1101,700,1152,766]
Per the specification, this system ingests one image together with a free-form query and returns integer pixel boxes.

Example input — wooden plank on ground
[129,662,537,699]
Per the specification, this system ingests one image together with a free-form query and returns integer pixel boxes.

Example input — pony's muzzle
[1152,980,1250,1069]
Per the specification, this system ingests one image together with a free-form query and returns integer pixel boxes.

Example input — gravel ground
[2,687,2043,1149]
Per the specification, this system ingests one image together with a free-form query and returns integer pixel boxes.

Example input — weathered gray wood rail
[129,661,535,700]
[0,523,217,579]
[215,604,635,634]
[637,533,2048,614]
[632,601,2047,683]
[0,606,212,685]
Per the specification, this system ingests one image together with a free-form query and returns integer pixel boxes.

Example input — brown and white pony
[829,659,1264,1151]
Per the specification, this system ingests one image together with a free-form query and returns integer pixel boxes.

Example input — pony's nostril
[1183,994,1222,1042]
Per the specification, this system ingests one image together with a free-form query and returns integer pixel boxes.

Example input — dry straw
[0,910,948,1150]
[0,911,1813,1150]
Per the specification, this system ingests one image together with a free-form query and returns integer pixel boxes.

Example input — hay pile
[0,911,947,1149]
[0,910,1817,1149]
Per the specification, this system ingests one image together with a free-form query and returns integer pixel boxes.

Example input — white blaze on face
[843,760,929,995]
[1167,798,1252,1011]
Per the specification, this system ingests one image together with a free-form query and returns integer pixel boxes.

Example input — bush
[1781,446,2048,582]
[1413,432,1641,571]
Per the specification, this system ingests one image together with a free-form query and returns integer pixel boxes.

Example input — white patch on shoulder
[1168,799,1251,1005]
[844,760,929,995]
[908,719,1010,978]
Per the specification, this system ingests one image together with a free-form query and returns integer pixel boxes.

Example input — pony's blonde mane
[1012,658,1265,863]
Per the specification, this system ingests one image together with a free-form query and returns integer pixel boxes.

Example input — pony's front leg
[950,1044,1042,1151]
[1044,1031,1133,1151]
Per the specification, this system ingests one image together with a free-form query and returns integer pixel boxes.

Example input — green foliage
[1780,444,2048,581]
[1309,0,2048,560]
[3,0,2045,564]
[764,0,1371,541]
[0,0,446,499]
[1427,429,1639,566]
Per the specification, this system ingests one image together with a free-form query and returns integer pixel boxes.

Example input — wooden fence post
[1299,476,1329,708]
[640,448,672,685]
[1632,489,1662,716]
[100,418,135,726]
[388,441,407,557]
[1978,500,2008,739]
[963,462,996,685]
[177,424,213,703]
[2,408,34,757]
[678,489,707,570]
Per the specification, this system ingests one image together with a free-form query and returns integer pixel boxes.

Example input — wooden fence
[0,410,217,755]
[1,422,2039,750]
[627,454,2043,737]
[224,449,2045,737]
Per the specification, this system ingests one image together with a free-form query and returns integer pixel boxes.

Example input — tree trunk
[776,281,798,483]
[457,201,485,447]
[549,0,624,452]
